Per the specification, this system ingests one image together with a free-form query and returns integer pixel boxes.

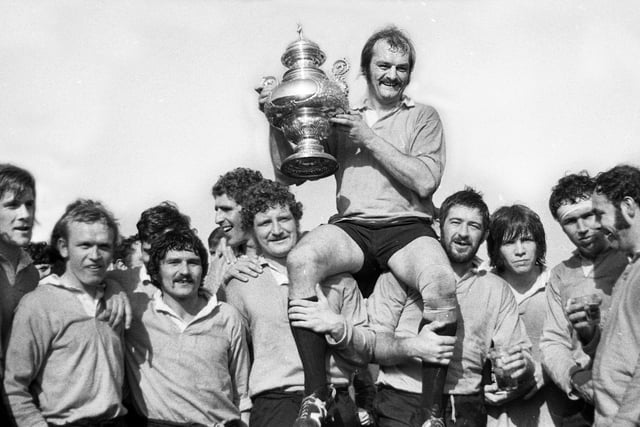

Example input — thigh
[294,223,365,275]
[250,394,300,427]
[388,236,455,300]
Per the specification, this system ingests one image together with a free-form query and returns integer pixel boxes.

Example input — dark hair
[25,242,62,265]
[0,163,36,200]
[240,179,303,231]
[114,234,139,267]
[211,168,264,205]
[147,228,209,289]
[594,165,640,209]
[360,25,416,82]
[439,187,490,232]
[487,204,546,272]
[51,199,119,250]
[548,171,595,221]
[136,202,191,243]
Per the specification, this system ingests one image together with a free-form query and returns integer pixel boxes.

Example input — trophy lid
[281,26,326,69]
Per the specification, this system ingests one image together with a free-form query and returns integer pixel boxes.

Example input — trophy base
[281,151,338,180]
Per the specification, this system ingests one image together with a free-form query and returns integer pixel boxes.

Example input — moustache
[380,78,401,86]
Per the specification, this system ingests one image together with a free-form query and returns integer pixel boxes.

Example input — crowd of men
[1,25,639,427]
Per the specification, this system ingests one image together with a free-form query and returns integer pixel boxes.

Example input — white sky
[2,0,640,265]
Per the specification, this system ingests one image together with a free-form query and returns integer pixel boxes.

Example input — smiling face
[158,249,203,303]
[366,40,411,108]
[499,235,538,276]
[214,194,246,249]
[252,205,298,260]
[58,221,114,290]
[0,189,35,251]
[441,205,486,265]
[557,199,607,258]
[592,192,632,251]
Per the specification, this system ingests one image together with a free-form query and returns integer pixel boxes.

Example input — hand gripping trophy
[260,26,349,180]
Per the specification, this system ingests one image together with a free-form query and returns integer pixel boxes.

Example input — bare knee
[286,242,322,274]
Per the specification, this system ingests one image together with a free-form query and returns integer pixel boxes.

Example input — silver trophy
[262,26,349,180]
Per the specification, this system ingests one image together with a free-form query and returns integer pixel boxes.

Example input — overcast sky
[2,0,639,265]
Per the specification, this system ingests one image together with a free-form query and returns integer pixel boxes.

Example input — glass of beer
[571,293,602,325]
[489,346,520,392]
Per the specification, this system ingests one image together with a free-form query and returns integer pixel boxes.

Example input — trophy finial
[297,24,304,40]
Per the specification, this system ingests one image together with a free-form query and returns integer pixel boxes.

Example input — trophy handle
[331,59,349,95]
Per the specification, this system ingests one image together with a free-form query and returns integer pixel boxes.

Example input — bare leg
[388,237,457,425]
[286,224,363,396]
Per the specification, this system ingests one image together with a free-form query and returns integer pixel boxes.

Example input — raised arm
[330,106,444,199]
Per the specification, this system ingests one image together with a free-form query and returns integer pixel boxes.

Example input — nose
[88,245,100,260]
[16,203,32,220]
[387,66,398,80]
[514,240,526,255]
[458,224,470,238]
[271,220,282,235]
[215,210,224,225]
[179,261,190,274]
[576,218,588,234]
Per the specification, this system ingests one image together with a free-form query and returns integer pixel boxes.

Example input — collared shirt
[44,274,105,317]
[4,275,126,427]
[0,248,38,367]
[328,96,445,222]
[592,256,640,426]
[369,259,530,395]
[269,95,445,222]
[125,287,250,425]
[540,248,627,395]
[152,289,220,333]
[225,264,369,397]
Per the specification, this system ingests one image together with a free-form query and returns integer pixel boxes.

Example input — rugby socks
[289,296,329,399]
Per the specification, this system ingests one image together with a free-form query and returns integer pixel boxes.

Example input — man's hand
[100,284,132,330]
[570,367,594,404]
[484,383,522,406]
[565,295,601,344]
[405,321,456,365]
[330,112,377,147]
[222,255,263,284]
[288,284,345,340]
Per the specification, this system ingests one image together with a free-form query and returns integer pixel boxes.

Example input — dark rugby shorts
[332,216,437,297]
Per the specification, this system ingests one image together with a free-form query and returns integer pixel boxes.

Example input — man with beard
[540,172,627,424]
[590,165,640,426]
[367,188,530,426]
[124,226,250,426]
[4,199,128,426]
[259,26,455,427]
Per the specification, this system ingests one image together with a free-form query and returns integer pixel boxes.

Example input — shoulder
[216,301,245,329]
[15,282,63,316]
[409,102,441,121]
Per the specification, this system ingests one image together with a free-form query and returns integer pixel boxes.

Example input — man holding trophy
[258,26,456,427]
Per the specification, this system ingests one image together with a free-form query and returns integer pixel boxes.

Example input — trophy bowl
[263,27,349,180]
